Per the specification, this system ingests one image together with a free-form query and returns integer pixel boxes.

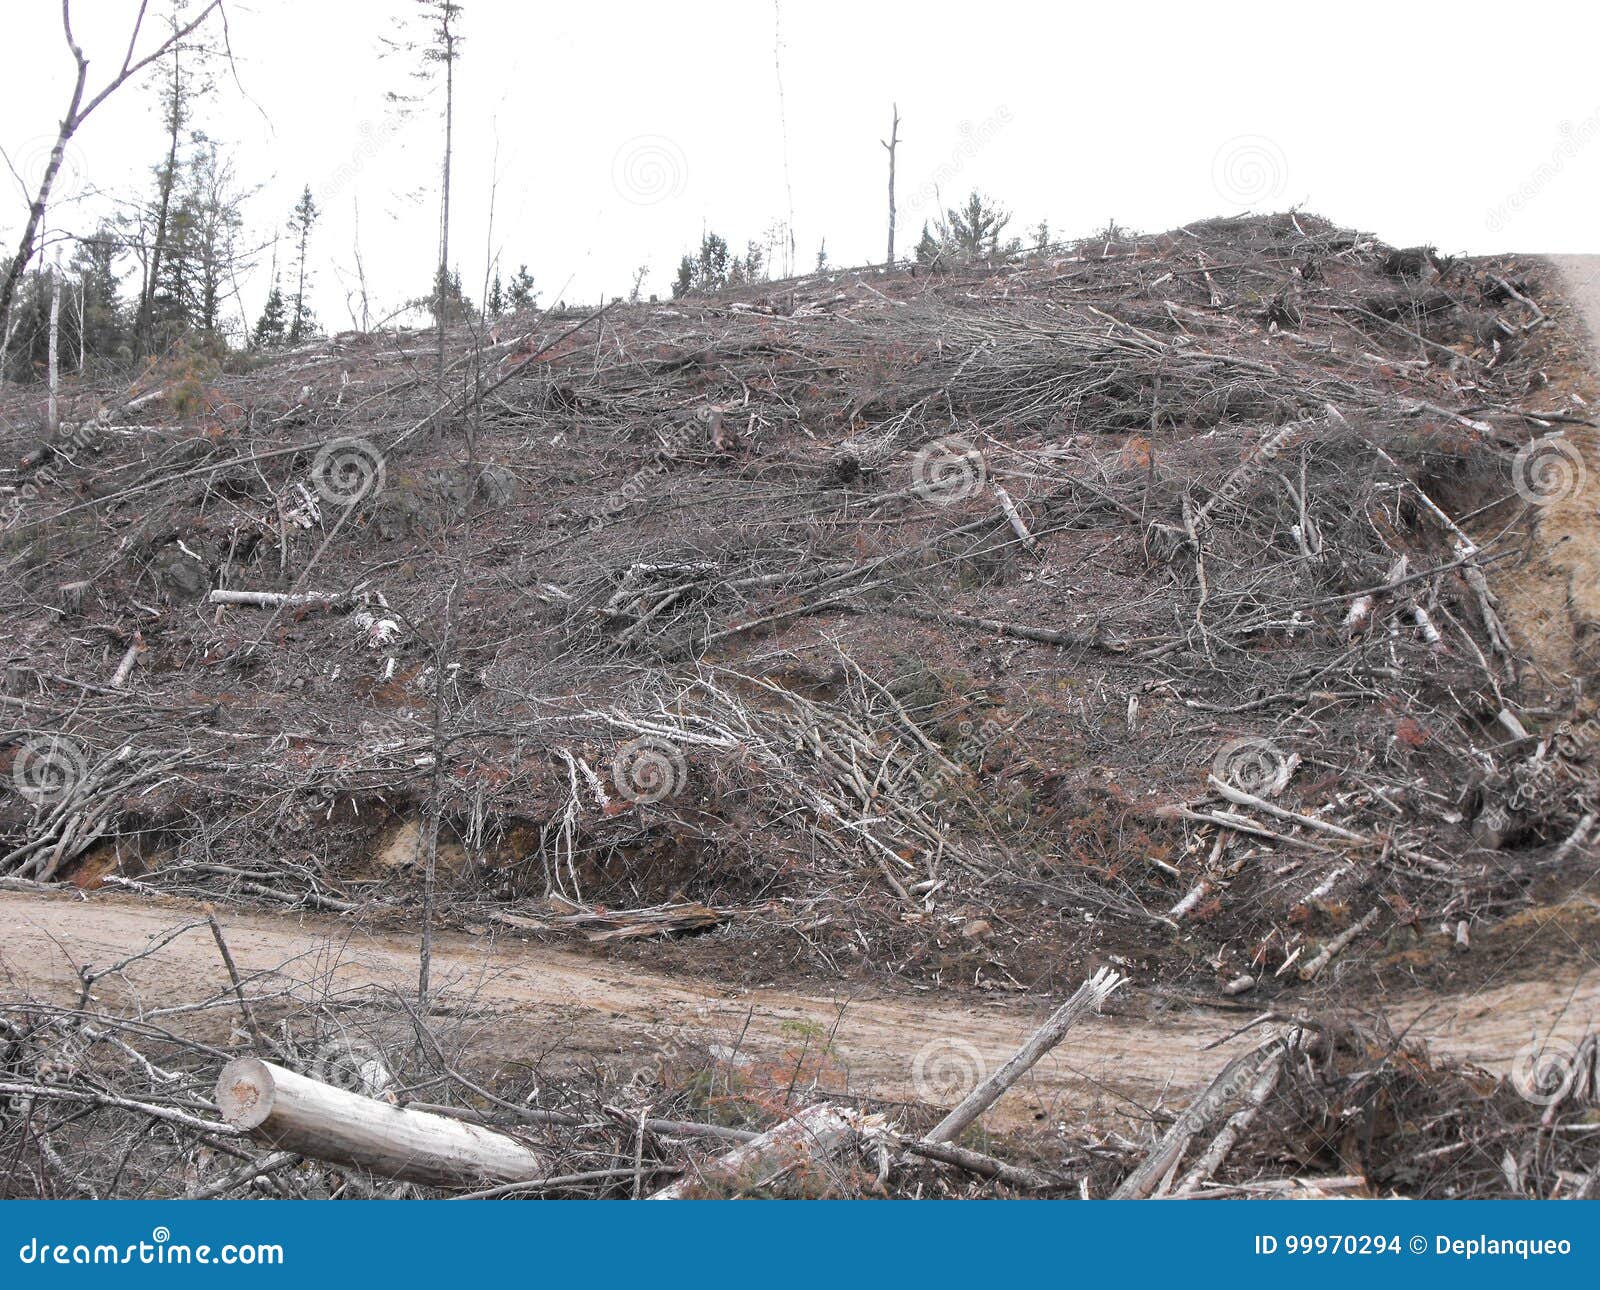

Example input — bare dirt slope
[1497,255,1600,672]
[1543,254,1600,631]
[3,887,1594,1129]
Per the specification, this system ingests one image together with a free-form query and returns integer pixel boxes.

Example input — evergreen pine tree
[505,265,537,311]
[253,280,287,349]
[68,229,128,367]
[286,185,320,344]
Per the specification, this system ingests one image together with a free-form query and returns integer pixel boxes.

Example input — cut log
[109,632,142,689]
[214,1057,545,1189]
[648,1102,861,1199]
[992,483,1040,553]
[489,900,724,941]
[901,1137,1053,1190]
[207,589,348,609]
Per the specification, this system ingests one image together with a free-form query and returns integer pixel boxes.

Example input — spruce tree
[253,280,287,349]
[286,185,319,344]
[505,265,537,311]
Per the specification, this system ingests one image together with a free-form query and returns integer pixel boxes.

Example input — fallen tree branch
[649,1102,864,1199]
[925,967,1126,1144]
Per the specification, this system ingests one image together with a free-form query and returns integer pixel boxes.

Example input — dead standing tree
[882,103,899,266]
[423,1,463,440]
[0,0,225,343]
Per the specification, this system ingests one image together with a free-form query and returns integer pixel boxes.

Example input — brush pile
[1,210,1596,1007]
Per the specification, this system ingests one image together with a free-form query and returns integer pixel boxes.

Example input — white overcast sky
[4,0,1599,333]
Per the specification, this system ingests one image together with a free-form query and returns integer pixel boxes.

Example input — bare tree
[0,0,226,345]
[423,2,464,421]
[134,16,202,356]
[47,261,62,432]
[882,103,900,266]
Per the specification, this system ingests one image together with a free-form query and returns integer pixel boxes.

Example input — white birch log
[208,589,347,609]
[1173,1046,1287,1195]
[214,1057,546,1189]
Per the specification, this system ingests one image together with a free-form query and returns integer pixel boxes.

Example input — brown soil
[1491,256,1600,678]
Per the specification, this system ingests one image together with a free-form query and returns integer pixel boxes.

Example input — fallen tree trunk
[901,1136,1053,1190]
[208,589,348,610]
[214,1057,546,1189]
[648,1102,861,1199]
[1113,1033,1292,1199]
[926,967,1126,1144]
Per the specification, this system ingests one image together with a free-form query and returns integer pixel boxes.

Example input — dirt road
[2,887,1594,1129]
